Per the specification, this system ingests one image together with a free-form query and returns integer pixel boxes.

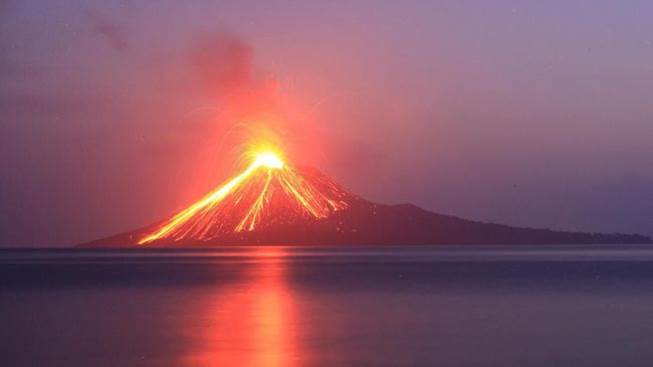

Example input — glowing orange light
[252,152,284,169]
[180,247,299,367]
[138,144,348,245]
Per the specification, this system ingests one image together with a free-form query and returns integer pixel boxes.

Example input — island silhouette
[82,150,650,247]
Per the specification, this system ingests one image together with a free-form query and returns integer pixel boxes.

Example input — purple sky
[1,0,652,246]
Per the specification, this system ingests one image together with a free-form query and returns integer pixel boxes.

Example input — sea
[2,245,653,366]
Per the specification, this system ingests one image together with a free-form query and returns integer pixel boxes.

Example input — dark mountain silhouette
[81,161,651,247]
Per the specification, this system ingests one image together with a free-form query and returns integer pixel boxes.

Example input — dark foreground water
[3,245,653,367]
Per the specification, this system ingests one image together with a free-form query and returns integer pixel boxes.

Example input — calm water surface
[2,245,653,366]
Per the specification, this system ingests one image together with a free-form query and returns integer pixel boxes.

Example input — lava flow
[138,147,351,245]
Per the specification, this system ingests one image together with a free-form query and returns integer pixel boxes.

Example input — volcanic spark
[138,148,350,245]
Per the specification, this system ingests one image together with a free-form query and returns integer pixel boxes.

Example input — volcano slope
[82,156,650,247]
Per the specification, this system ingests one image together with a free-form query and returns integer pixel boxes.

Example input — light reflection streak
[181,247,299,366]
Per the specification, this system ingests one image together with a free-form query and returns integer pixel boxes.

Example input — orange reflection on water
[182,247,299,366]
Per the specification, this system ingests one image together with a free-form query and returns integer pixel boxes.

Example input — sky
[1,0,652,246]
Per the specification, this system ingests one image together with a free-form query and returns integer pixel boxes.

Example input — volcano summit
[84,150,650,247]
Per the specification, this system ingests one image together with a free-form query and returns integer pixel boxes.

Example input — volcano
[83,151,650,247]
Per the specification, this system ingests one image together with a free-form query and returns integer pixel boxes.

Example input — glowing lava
[138,148,350,245]
[253,152,284,169]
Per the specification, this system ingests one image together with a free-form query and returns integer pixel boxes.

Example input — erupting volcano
[84,144,650,247]
[138,149,353,245]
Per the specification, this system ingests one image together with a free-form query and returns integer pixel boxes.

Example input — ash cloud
[84,10,129,53]
[191,33,254,97]
[186,32,379,170]
[190,33,281,120]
